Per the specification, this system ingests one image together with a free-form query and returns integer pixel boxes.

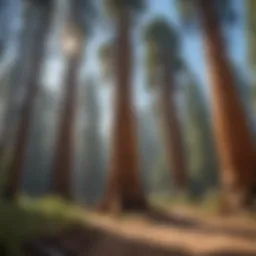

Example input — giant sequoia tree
[144,18,187,193]
[98,0,148,213]
[177,0,256,213]
[51,0,95,199]
[3,0,53,200]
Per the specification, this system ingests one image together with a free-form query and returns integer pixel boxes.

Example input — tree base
[1,184,17,201]
[219,187,255,216]
[50,188,72,202]
[98,195,149,215]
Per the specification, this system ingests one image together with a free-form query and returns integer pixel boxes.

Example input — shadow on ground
[146,207,256,241]
[24,224,256,256]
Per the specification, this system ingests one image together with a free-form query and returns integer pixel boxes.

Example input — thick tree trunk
[158,55,187,193]
[196,0,256,213]
[2,5,52,200]
[99,9,147,213]
[51,51,81,200]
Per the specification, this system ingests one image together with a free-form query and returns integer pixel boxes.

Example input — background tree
[0,0,35,164]
[137,106,161,195]
[232,66,255,135]
[144,18,188,194]
[77,77,105,206]
[177,0,256,213]
[51,0,96,200]
[3,0,53,200]
[183,71,218,199]
[98,0,148,213]
[23,87,55,196]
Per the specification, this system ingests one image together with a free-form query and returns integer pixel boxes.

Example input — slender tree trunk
[50,50,81,200]
[196,0,256,213]
[99,9,147,213]
[2,5,52,200]
[159,55,187,193]
[0,2,35,162]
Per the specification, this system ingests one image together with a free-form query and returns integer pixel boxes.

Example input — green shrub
[0,196,83,255]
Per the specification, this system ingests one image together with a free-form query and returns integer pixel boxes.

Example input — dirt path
[24,207,256,256]
[81,207,256,255]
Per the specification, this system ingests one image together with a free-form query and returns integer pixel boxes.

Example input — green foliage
[214,0,237,25]
[144,18,179,51]
[0,196,83,255]
[104,0,145,18]
[144,18,180,61]
[176,0,236,27]
[144,42,160,89]
[175,0,195,27]
[28,0,52,9]
[98,40,115,81]
[150,191,194,207]
[70,0,97,35]
[150,189,220,213]
[143,18,182,89]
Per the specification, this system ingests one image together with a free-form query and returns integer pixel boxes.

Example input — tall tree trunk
[196,0,256,213]
[158,54,187,193]
[0,2,35,162]
[2,4,52,200]
[100,9,147,213]
[50,49,81,200]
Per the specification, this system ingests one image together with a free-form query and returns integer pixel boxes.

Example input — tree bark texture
[100,9,147,213]
[196,0,256,213]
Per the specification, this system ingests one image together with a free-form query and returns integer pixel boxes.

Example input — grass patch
[149,192,195,207]
[0,196,85,256]
[149,191,220,215]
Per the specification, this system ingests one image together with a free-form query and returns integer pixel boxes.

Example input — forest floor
[23,201,256,256]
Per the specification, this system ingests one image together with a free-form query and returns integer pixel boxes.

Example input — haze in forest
[0,0,256,255]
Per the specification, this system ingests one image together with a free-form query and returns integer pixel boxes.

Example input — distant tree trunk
[3,4,52,200]
[158,53,187,193]
[0,2,34,162]
[81,81,104,205]
[50,49,81,200]
[196,0,256,213]
[100,9,147,213]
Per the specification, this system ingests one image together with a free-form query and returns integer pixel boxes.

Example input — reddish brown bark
[158,54,187,192]
[196,0,256,212]
[3,7,51,200]
[99,9,147,213]
[50,52,81,200]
